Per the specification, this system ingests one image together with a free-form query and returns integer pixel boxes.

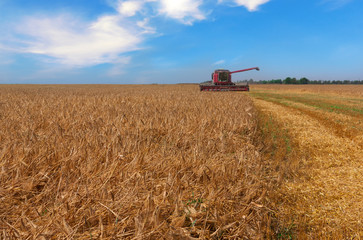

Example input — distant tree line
[255,77,363,84]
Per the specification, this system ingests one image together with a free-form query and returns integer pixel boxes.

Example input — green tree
[299,77,309,84]
[283,77,292,84]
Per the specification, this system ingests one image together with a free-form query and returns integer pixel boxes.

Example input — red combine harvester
[199,67,260,91]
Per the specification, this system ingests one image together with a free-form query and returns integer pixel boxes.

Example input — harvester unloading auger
[199,67,260,91]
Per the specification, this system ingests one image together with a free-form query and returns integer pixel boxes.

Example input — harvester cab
[212,69,232,85]
[200,67,259,91]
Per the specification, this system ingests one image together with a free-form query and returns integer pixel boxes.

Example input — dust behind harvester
[200,67,260,91]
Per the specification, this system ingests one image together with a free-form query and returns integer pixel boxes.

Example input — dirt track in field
[251,85,363,238]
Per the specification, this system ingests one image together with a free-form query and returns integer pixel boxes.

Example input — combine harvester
[200,67,260,91]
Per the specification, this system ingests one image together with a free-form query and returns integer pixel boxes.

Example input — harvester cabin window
[219,72,229,82]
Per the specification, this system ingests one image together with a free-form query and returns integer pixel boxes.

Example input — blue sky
[0,0,362,83]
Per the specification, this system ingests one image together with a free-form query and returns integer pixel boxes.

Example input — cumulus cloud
[117,0,144,16]
[16,14,148,66]
[158,0,206,25]
[4,0,269,68]
[6,0,208,68]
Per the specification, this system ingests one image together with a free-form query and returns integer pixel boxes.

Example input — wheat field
[0,85,268,239]
[2,84,361,239]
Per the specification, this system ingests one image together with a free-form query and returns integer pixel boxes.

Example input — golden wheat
[0,84,267,239]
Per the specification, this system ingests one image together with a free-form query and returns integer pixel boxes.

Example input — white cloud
[3,0,267,69]
[222,0,270,11]
[158,0,206,25]
[137,18,156,34]
[16,14,147,66]
[117,0,144,16]
[6,0,207,68]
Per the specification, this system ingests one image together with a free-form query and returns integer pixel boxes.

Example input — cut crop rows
[250,85,363,239]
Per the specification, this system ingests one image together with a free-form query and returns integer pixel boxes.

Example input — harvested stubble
[250,85,363,239]
[0,85,266,239]
[251,84,363,97]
